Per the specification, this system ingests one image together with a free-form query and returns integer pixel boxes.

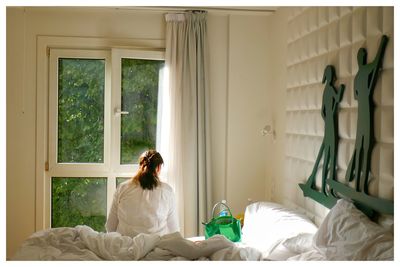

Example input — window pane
[116,177,130,187]
[58,58,105,163]
[51,177,107,232]
[120,58,164,164]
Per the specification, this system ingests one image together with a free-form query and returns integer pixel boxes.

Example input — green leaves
[52,177,107,232]
[57,57,163,164]
[58,58,105,163]
[120,58,164,164]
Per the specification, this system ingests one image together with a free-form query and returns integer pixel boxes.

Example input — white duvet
[13,200,393,261]
[12,225,262,261]
[287,199,394,261]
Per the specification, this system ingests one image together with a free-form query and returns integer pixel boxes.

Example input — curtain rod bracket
[186,10,207,14]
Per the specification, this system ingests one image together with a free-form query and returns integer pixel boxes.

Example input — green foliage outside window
[52,178,107,232]
[116,177,130,187]
[120,58,164,164]
[58,58,105,163]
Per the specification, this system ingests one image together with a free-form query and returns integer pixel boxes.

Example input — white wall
[6,7,36,261]
[6,7,271,258]
[263,8,289,203]
[226,15,270,214]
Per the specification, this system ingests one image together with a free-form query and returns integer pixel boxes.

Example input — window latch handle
[114,108,129,116]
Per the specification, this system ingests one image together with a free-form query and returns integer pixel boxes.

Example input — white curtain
[159,11,212,237]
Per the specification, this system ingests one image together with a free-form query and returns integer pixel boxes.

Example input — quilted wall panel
[284,7,394,225]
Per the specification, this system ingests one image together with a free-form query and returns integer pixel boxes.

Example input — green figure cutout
[300,35,393,215]
[301,66,344,196]
[345,35,388,194]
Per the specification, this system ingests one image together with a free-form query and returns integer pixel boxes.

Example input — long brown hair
[132,150,164,190]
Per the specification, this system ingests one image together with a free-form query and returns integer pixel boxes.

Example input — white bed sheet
[15,200,390,261]
[241,201,318,258]
[265,243,298,261]
[12,226,263,261]
[287,199,394,261]
[187,235,299,261]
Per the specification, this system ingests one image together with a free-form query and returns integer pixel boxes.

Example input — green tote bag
[202,202,242,242]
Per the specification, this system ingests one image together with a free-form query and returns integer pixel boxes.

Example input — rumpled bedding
[12,225,262,261]
[286,199,394,261]
[13,200,393,261]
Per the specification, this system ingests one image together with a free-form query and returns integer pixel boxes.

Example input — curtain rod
[22,6,277,16]
[114,6,277,14]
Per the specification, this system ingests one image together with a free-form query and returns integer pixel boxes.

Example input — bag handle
[211,202,233,219]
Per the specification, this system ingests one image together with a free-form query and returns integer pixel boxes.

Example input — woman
[105,150,179,237]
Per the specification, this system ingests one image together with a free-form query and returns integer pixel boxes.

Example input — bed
[264,199,394,260]
[12,197,393,261]
[234,199,393,261]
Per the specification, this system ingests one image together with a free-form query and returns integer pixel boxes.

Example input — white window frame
[36,36,165,230]
[48,49,112,174]
[111,48,165,174]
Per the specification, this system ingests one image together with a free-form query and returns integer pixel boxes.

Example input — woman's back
[106,180,179,237]
[106,150,179,237]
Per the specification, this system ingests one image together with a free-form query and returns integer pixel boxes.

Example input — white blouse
[105,180,179,237]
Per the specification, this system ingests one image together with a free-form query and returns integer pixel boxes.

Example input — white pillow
[241,202,317,257]
[282,233,314,254]
[314,199,394,260]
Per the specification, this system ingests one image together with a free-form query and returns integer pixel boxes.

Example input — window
[57,58,105,163]
[120,58,164,164]
[51,177,107,231]
[48,48,165,231]
[116,177,130,187]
